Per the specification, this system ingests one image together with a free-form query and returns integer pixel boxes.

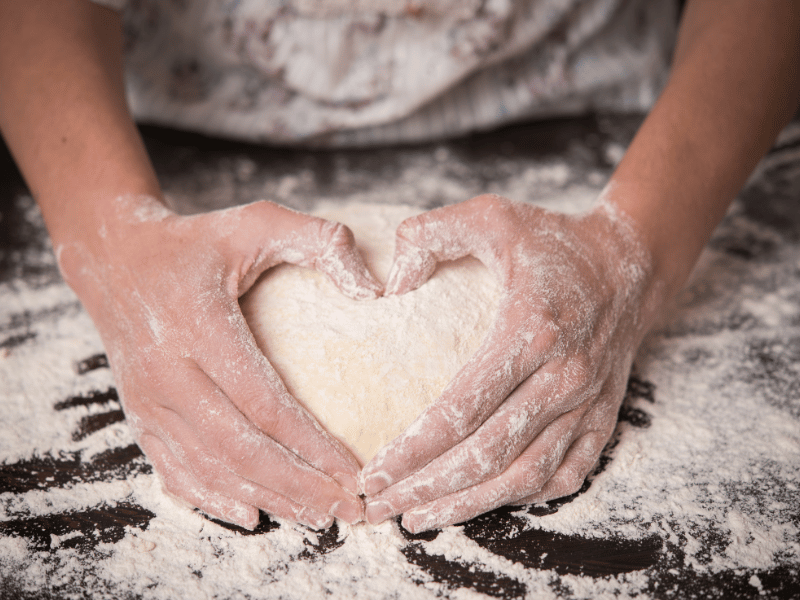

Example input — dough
[240,203,501,465]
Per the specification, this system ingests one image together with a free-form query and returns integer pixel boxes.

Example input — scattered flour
[1,146,799,598]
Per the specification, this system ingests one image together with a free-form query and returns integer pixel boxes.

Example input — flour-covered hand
[361,194,663,532]
[58,196,381,530]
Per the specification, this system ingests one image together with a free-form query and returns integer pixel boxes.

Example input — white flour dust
[241,202,501,464]
[1,146,799,599]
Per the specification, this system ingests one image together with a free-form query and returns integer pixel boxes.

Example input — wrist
[596,179,711,306]
[581,198,669,342]
[50,193,170,300]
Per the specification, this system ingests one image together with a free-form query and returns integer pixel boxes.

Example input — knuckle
[192,463,220,489]
[313,220,359,269]
[470,193,510,212]
[133,347,165,377]
[500,470,533,500]
[195,421,260,477]
[470,194,517,227]
[487,452,510,476]
[443,403,484,441]
[242,393,283,435]
[253,198,279,212]
[246,199,283,222]
[569,351,593,382]
[216,200,273,239]
[528,320,561,359]
[566,355,600,401]
[581,416,616,445]
[394,215,426,247]
[321,220,355,251]
[217,458,255,488]
[179,448,224,488]
[464,448,506,482]
[216,437,262,474]
[507,454,544,493]
[515,308,560,357]
[303,217,331,247]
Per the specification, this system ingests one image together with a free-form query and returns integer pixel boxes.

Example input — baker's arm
[0,0,160,237]
[0,0,376,528]
[610,0,800,301]
[361,0,800,531]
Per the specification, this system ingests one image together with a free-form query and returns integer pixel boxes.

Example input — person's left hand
[360,194,663,532]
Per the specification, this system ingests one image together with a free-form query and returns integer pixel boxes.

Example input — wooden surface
[1,116,799,599]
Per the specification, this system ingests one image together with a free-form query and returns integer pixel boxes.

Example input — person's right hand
[57,195,382,530]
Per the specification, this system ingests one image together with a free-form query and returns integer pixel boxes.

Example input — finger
[362,197,556,496]
[513,377,622,505]
[363,369,576,521]
[396,415,579,533]
[514,431,607,505]
[139,433,260,530]
[194,299,363,494]
[385,194,530,295]
[140,432,336,530]
[385,196,496,295]
[220,201,383,300]
[360,314,561,497]
[155,364,364,523]
[313,217,384,300]
[368,406,579,529]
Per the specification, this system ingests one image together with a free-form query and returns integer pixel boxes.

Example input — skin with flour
[361,1,800,531]
[58,195,380,530]
[0,0,798,531]
[241,203,502,466]
[363,193,657,530]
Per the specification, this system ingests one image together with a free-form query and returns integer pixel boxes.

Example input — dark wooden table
[1,115,798,599]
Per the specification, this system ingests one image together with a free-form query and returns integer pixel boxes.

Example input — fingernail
[362,472,392,496]
[331,496,364,525]
[384,266,401,296]
[365,500,395,525]
[351,282,381,301]
[402,510,433,534]
[386,265,413,296]
[226,506,259,530]
[363,274,384,298]
[386,253,416,295]
[231,517,257,531]
[302,511,335,530]
[333,471,360,495]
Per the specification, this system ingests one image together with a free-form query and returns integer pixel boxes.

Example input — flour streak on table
[1,119,799,599]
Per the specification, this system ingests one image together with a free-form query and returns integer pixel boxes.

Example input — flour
[241,203,501,464]
[2,137,800,598]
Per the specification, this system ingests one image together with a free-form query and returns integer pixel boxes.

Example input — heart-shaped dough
[240,202,500,465]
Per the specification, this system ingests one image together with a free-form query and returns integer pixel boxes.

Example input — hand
[58,195,382,530]
[361,194,662,532]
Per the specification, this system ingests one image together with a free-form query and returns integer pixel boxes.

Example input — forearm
[607,0,800,302]
[0,0,161,257]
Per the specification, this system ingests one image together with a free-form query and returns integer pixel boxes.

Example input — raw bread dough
[240,203,501,465]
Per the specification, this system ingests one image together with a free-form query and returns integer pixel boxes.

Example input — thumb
[386,195,507,295]
[384,236,438,296]
[220,200,383,300]
[313,218,384,300]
